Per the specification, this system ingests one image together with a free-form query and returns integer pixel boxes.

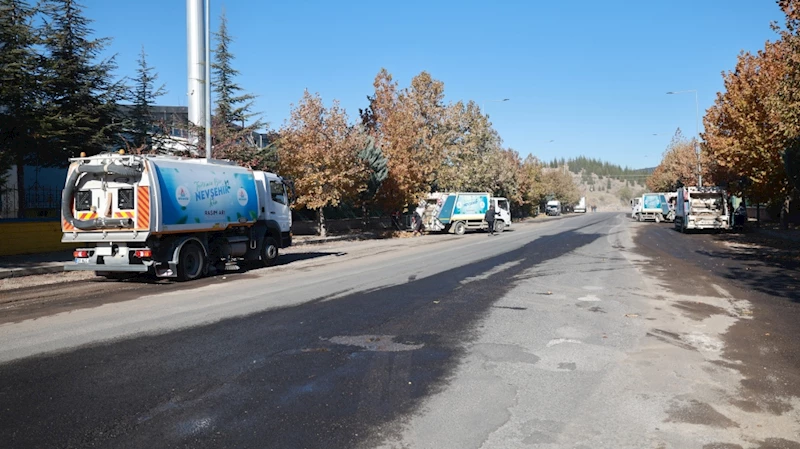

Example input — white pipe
[204,0,211,161]
[186,0,204,134]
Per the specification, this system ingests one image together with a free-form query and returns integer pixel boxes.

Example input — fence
[1,186,63,219]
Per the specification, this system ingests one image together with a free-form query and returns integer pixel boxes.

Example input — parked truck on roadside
[545,200,562,216]
[634,193,670,223]
[574,197,587,213]
[61,152,292,281]
[421,192,511,235]
[674,186,730,232]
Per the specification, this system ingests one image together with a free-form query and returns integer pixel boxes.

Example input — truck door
[268,178,291,233]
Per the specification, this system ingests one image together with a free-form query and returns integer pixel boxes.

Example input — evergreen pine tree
[0,0,39,216]
[357,132,388,225]
[128,46,166,152]
[210,9,264,165]
[38,0,124,164]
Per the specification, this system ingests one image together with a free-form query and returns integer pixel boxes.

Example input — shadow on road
[0,227,612,449]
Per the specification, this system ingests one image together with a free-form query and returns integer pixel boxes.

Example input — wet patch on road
[473,343,540,365]
[665,398,739,428]
[703,443,744,449]
[328,335,424,352]
[754,438,800,449]
[645,329,698,352]
[673,300,730,321]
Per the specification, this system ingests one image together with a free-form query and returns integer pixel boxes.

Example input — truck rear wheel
[260,237,279,267]
[177,242,205,282]
[453,221,466,235]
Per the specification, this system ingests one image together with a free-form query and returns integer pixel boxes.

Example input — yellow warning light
[80,152,86,157]
[118,149,125,155]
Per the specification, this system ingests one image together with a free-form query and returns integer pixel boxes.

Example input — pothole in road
[328,335,424,352]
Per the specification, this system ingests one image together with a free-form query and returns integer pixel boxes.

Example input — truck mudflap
[62,160,141,231]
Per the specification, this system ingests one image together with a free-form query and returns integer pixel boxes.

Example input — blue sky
[83,0,783,170]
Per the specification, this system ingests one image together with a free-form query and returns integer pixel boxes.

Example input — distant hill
[546,156,653,211]
[547,156,652,183]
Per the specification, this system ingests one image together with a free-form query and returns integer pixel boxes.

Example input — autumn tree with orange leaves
[647,129,710,192]
[278,90,368,237]
[360,69,448,211]
[703,40,787,203]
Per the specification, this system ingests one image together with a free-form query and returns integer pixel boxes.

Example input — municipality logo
[237,188,249,206]
[176,185,191,207]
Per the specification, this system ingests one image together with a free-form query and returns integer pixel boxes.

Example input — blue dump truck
[421,192,512,235]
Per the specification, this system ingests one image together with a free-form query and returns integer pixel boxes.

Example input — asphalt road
[0,214,798,449]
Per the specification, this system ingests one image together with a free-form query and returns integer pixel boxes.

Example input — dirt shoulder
[634,222,800,446]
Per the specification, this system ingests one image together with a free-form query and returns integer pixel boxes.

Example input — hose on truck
[62,162,142,231]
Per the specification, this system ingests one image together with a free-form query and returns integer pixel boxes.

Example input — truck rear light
[73,250,90,258]
[134,250,152,258]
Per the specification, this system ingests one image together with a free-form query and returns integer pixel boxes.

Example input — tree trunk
[781,195,791,230]
[317,208,327,238]
[15,156,25,219]
[362,202,371,231]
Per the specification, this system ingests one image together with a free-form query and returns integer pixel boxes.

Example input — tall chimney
[186,0,205,136]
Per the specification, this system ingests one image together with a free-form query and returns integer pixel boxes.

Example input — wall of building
[0,220,76,256]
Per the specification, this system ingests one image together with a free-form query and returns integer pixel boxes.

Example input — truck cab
[546,200,561,216]
[491,197,512,232]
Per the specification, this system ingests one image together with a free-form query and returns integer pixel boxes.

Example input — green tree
[356,130,388,226]
[209,9,264,165]
[618,184,633,203]
[38,0,124,164]
[0,0,39,216]
[785,138,800,192]
[127,46,166,152]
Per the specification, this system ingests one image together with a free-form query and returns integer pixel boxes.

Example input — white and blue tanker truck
[61,152,292,281]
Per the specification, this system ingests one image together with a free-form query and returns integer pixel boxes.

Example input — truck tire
[494,220,506,233]
[260,236,279,267]
[453,221,466,235]
[637,213,642,222]
[177,242,205,281]
[655,214,662,224]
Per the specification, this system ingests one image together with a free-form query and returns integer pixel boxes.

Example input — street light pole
[667,90,701,187]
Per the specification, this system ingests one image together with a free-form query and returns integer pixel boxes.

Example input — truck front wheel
[177,242,205,281]
[494,220,505,233]
[260,237,279,267]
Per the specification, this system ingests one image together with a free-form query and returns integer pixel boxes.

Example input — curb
[0,233,379,280]
[0,265,66,280]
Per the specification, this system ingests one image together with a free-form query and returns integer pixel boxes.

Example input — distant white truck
[574,197,587,213]
[634,193,670,223]
[545,200,561,216]
[674,186,730,232]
